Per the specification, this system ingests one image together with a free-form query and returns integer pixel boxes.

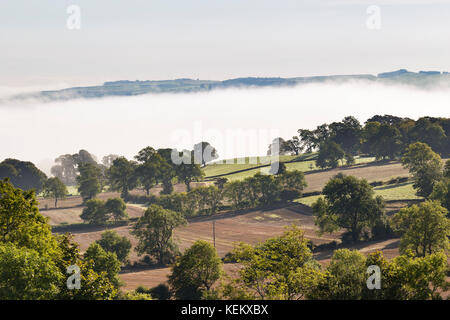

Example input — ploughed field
[38,160,420,291]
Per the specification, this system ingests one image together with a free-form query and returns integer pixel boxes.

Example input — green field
[372,182,421,201]
[66,185,80,196]
[203,154,306,177]
[297,181,421,207]
[296,195,322,207]
[204,154,376,182]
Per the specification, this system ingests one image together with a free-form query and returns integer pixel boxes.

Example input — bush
[80,198,128,224]
[142,255,153,265]
[96,230,132,265]
[104,198,128,221]
[371,218,394,240]
[80,199,107,224]
[148,284,171,300]
[126,193,158,205]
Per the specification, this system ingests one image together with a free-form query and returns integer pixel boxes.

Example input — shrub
[96,230,132,265]
[126,194,158,205]
[104,198,128,221]
[149,284,171,300]
[80,199,107,224]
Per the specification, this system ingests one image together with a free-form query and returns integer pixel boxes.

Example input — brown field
[61,202,407,292]
[303,161,410,192]
[115,202,412,291]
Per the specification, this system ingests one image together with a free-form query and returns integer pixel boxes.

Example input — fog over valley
[1,81,449,175]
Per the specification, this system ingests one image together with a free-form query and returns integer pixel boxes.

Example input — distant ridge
[6,69,450,103]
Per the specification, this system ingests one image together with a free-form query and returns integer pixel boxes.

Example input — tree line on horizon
[272,114,449,168]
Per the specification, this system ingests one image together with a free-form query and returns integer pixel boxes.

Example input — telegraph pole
[212,220,216,248]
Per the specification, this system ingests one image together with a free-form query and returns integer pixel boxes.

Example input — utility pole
[212,220,216,248]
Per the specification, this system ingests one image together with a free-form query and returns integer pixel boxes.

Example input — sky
[1,0,450,86]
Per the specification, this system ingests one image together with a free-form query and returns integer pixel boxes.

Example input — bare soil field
[114,203,409,292]
[120,263,241,292]
[37,191,121,211]
[69,203,336,260]
[40,201,145,226]
[37,182,210,211]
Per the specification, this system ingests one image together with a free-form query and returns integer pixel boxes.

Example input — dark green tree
[430,179,450,212]
[157,148,177,194]
[0,243,62,300]
[316,141,345,169]
[392,200,450,257]
[312,175,385,242]
[77,163,102,202]
[168,240,222,299]
[0,159,47,193]
[328,116,362,155]
[104,198,128,221]
[83,242,121,288]
[135,147,170,195]
[402,142,443,197]
[43,177,68,208]
[283,136,303,155]
[107,157,138,199]
[176,162,204,192]
[80,199,107,224]
[132,205,187,265]
[96,230,132,265]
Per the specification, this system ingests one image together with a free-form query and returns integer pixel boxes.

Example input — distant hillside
[7,69,450,102]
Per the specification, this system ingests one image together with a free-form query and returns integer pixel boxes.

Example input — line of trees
[0,158,47,193]
[273,115,449,169]
[80,197,128,224]
[131,170,307,218]
[312,141,450,244]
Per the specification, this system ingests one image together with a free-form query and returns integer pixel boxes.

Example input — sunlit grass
[373,182,421,201]
[66,185,79,196]
[296,195,322,207]
[296,181,421,207]
[204,154,376,182]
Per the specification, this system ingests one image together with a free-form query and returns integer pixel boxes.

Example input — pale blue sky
[1,0,450,85]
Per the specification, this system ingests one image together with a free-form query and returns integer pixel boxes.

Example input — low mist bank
[0,81,448,175]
